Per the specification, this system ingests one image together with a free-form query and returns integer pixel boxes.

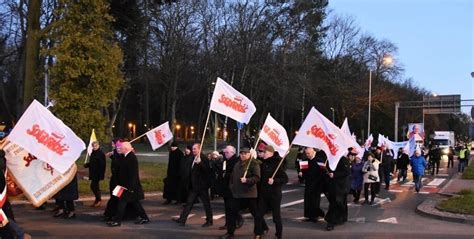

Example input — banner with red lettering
[145,121,173,151]
[292,107,359,170]
[259,114,290,157]
[209,77,256,124]
[7,100,86,173]
[0,139,77,207]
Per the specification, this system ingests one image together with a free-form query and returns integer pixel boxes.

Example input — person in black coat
[103,139,122,221]
[84,141,106,207]
[107,142,149,227]
[381,148,395,190]
[324,154,351,231]
[216,145,243,231]
[428,146,441,175]
[173,143,213,227]
[255,145,288,239]
[0,149,28,239]
[295,147,305,184]
[396,148,410,182]
[178,145,193,204]
[163,142,184,204]
[53,173,79,219]
[301,147,327,222]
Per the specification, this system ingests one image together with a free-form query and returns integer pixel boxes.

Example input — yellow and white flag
[86,129,97,157]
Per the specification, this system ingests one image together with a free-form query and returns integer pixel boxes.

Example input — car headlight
[442,148,449,154]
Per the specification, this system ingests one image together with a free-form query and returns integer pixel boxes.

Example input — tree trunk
[23,0,42,110]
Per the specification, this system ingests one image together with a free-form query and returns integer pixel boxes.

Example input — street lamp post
[367,55,393,138]
[330,107,335,123]
[367,70,372,138]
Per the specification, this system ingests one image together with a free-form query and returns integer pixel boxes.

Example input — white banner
[292,107,359,170]
[209,77,256,124]
[259,113,290,157]
[0,139,77,207]
[145,121,173,151]
[364,134,374,150]
[7,100,85,173]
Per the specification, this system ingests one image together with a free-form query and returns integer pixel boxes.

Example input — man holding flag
[84,140,106,207]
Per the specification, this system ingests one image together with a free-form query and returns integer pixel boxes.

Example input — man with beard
[163,142,184,204]
[173,143,213,227]
[255,145,288,239]
[217,145,243,230]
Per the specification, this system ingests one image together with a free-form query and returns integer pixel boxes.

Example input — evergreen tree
[43,0,124,140]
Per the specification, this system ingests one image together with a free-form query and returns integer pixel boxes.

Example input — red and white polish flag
[299,161,308,170]
[112,185,127,198]
[7,100,86,173]
[145,121,173,151]
[210,77,256,124]
[259,113,290,157]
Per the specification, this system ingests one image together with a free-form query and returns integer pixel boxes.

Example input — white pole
[368,70,372,138]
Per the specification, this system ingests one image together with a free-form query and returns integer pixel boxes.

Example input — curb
[10,192,163,207]
[416,197,474,225]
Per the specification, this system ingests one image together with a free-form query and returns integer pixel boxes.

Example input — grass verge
[437,189,474,215]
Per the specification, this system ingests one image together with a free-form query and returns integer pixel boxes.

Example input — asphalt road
[11,157,474,239]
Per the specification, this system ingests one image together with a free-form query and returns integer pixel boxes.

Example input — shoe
[202,221,213,227]
[101,215,112,221]
[53,209,64,218]
[302,218,316,222]
[369,200,374,205]
[163,200,172,205]
[92,201,101,207]
[63,211,76,219]
[134,217,150,224]
[219,233,235,239]
[173,201,180,205]
[107,221,121,227]
[236,217,244,229]
[326,225,334,231]
[218,225,227,230]
[172,218,185,226]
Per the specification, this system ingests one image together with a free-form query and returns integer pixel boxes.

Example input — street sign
[423,94,461,114]
[236,122,244,130]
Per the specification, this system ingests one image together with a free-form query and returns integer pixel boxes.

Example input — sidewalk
[417,154,474,224]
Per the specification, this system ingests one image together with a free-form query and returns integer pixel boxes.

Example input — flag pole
[242,132,261,178]
[83,153,89,164]
[130,132,148,143]
[270,143,293,179]
[199,109,212,154]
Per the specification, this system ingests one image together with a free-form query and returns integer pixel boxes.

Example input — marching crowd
[0,138,471,239]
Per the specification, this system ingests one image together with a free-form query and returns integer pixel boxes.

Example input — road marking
[372,197,391,206]
[171,214,195,219]
[436,174,449,177]
[201,214,225,220]
[388,189,403,193]
[347,202,361,207]
[417,191,430,194]
[282,189,302,194]
[281,199,305,208]
[427,178,445,186]
[378,217,398,224]
[349,217,366,223]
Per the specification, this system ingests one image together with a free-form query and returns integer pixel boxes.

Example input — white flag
[292,107,359,170]
[209,77,256,124]
[340,118,351,137]
[7,100,85,173]
[145,122,173,151]
[364,134,374,150]
[259,113,290,157]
